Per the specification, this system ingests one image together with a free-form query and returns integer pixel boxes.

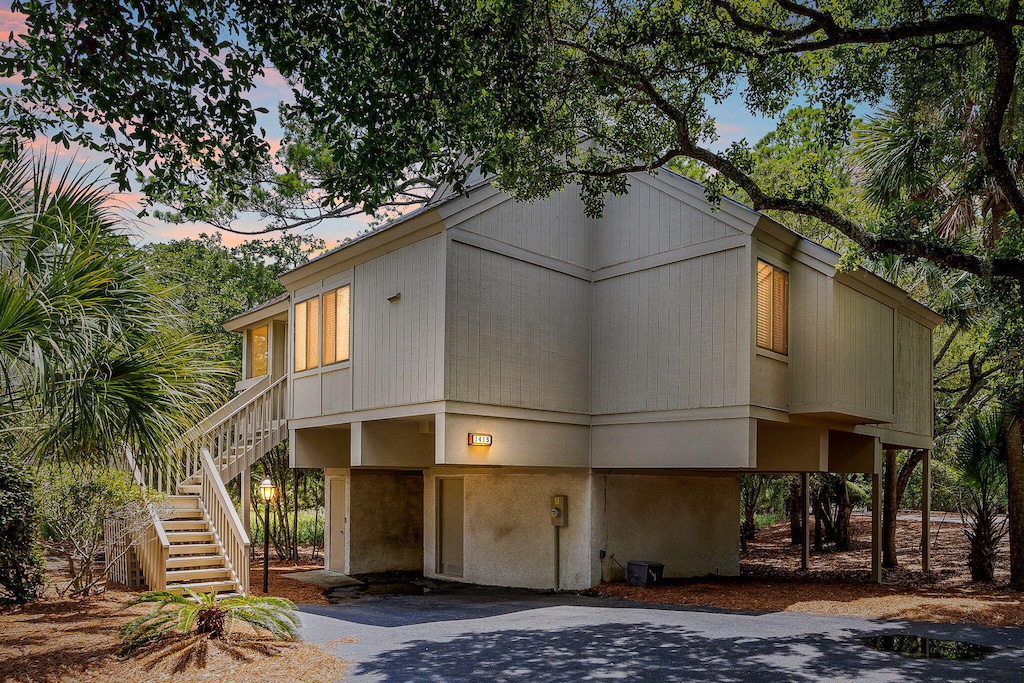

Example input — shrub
[37,465,150,596]
[120,590,300,652]
[0,451,45,603]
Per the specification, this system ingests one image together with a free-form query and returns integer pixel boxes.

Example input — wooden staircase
[162,495,238,596]
[119,375,288,595]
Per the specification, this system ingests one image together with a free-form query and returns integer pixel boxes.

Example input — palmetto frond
[0,153,232,470]
[220,595,301,640]
[949,409,1009,581]
[853,110,941,207]
[120,590,300,652]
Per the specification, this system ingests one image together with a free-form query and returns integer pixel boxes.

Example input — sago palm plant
[120,589,300,652]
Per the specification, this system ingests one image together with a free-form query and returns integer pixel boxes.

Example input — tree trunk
[1007,280,1024,588]
[882,450,899,568]
[788,476,803,544]
[813,496,825,551]
[968,505,998,582]
[292,472,300,562]
[1006,397,1024,588]
[834,478,854,552]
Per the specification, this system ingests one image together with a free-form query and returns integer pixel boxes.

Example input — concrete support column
[922,450,931,572]
[801,472,810,571]
[241,467,251,535]
[871,471,882,584]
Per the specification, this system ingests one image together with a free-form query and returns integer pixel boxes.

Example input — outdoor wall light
[468,433,493,446]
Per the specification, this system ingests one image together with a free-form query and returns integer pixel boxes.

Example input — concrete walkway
[298,585,1024,682]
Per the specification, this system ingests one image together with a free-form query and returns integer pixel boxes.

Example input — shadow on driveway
[353,621,1023,682]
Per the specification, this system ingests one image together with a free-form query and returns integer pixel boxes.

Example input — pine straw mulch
[247,554,333,606]
[597,515,1024,629]
[0,560,346,683]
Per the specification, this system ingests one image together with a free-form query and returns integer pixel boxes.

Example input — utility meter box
[551,495,568,527]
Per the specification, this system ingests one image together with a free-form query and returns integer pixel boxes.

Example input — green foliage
[243,443,324,561]
[2,0,269,203]
[36,464,148,596]
[250,508,324,547]
[143,233,323,385]
[948,409,1008,581]
[120,589,300,652]
[0,155,231,469]
[0,451,44,603]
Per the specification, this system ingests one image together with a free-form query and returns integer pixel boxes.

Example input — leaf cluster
[0,155,231,470]
[120,589,300,653]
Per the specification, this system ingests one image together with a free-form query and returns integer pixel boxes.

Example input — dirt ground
[597,515,1024,628]
[0,558,346,683]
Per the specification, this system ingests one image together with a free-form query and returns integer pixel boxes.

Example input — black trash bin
[626,560,665,587]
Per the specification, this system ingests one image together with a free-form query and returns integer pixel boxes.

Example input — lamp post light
[259,478,276,594]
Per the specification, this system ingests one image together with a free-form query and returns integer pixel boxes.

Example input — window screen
[249,325,268,377]
[323,285,351,365]
[756,260,788,355]
[293,297,320,371]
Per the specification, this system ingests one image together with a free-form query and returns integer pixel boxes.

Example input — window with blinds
[249,325,269,377]
[294,297,320,372]
[323,285,351,365]
[756,260,788,355]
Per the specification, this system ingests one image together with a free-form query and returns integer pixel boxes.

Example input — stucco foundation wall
[596,474,740,580]
[423,470,594,590]
[348,471,424,574]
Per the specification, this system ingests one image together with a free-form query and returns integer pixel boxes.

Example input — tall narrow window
[249,325,269,377]
[756,260,788,355]
[323,285,351,365]
[293,297,320,372]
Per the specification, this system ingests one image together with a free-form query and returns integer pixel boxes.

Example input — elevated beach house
[116,170,939,594]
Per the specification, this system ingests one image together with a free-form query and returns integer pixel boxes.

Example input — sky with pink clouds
[2,4,776,249]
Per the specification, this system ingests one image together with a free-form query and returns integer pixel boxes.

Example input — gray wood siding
[789,263,833,408]
[592,180,743,270]
[352,234,445,410]
[451,179,745,273]
[752,354,788,410]
[591,248,747,414]
[444,241,591,413]
[888,314,933,436]
[452,191,592,268]
[834,283,895,417]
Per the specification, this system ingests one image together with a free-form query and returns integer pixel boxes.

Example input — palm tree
[120,590,300,652]
[951,410,1009,582]
[0,155,229,470]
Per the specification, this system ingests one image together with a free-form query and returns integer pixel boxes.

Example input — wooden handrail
[216,376,288,483]
[116,374,287,596]
[122,447,170,590]
[200,375,278,437]
[200,448,250,594]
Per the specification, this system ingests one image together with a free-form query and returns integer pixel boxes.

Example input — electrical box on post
[551,495,568,527]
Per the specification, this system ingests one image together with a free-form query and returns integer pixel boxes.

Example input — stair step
[165,509,204,520]
[166,554,226,569]
[165,496,200,509]
[165,580,238,596]
[177,484,201,495]
[166,531,214,544]
[162,520,209,531]
[169,543,221,556]
[166,567,231,582]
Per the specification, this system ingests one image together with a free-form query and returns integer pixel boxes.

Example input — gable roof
[270,169,940,326]
[222,291,290,332]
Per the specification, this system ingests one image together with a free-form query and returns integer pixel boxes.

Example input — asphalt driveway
[298,582,1024,682]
